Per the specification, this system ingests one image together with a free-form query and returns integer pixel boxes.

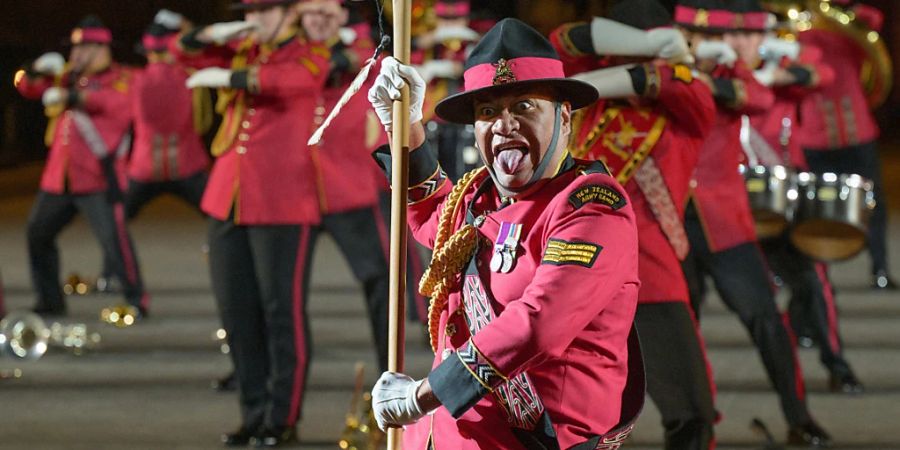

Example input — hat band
[72,27,112,44]
[674,6,769,31]
[143,34,174,52]
[464,57,564,93]
[435,2,470,18]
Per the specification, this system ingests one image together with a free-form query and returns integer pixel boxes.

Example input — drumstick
[307,35,391,146]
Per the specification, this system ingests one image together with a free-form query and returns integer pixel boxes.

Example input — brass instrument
[0,311,100,360]
[63,272,92,295]
[762,0,893,107]
[100,304,140,328]
[339,363,385,450]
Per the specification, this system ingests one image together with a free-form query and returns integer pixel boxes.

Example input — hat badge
[693,9,709,27]
[492,58,517,86]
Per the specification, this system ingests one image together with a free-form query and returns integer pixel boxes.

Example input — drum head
[790,220,867,261]
[753,211,789,240]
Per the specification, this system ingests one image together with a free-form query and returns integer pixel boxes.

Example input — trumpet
[338,363,385,450]
[0,311,100,360]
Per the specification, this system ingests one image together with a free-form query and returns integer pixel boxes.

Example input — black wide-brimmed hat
[609,0,672,31]
[230,0,298,11]
[69,15,112,45]
[434,18,598,124]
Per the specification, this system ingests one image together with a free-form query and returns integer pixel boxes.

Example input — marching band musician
[796,0,896,290]
[15,15,150,319]
[125,10,211,219]
[171,0,330,445]
[674,0,831,446]
[369,18,643,449]
[738,2,865,395]
[301,0,391,372]
[550,1,720,448]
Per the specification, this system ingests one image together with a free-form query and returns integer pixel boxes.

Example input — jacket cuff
[786,65,814,87]
[372,141,448,205]
[556,22,593,56]
[628,64,661,98]
[179,28,207,52]
[711,77,745,109]
[429,340,505,418]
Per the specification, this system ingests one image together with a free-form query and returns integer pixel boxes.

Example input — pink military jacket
[128,60,210,182]
[375,146,640,449]
[16,65,133,194]
[691,62,775,252]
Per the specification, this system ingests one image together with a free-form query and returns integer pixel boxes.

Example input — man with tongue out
[367,18,643,450]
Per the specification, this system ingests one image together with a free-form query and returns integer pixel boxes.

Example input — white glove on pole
[572,66,637,99]
[42,87,65,107]
[367,56,426,132]
[759,36,800,62]
[154,9,184,30]
[433,25,480,44]
[185,67,233,89]
[371,372,426,431]
[694,40,738,67]
[203,21,259,45]
[34,52,65,76]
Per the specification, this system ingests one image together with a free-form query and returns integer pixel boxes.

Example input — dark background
[1,0,897,166]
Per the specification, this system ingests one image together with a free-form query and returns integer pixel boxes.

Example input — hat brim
[230,0,297,10]
[434,78,599,124]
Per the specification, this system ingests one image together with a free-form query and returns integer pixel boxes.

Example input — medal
[491,222,522,273]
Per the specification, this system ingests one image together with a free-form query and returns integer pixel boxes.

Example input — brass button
[248,108,256,116]
[236,146,247,155]
[313,117,323,125]
[238,133,250,142]
[241,121,251,129]
[689,179,698,188]
[314,106,326,115]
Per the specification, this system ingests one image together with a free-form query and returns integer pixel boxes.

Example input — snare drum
[789,172,876,261]
[741,165,796,239]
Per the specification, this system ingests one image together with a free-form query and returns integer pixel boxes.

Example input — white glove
[371,372,426,431]
[647,28,693,64]
[203,21,258,45]
[694,40,737,67]
[367,56,426,132]
[338,27,357,46]
[185,67,233,88]
[419,59,461,82]
[154,9,184,30]
[433,25,480,44]
[42,87,65,107]
[34,52,65,76]
[572,66,637,98]
[759,36,800,62]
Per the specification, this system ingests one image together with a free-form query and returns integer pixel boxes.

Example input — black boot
[829,371,864,395]
[250,427,297,447]
[787,420,832,448]
[872,270,898,290]
[222,425,259,447]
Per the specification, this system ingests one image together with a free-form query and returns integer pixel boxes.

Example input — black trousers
[683,202,810,426]
[27,191,146,311]
[209,207,389,430]
[635,302,716,450]
[804,141,890,274]
[760,235,854,378]
[101,173,208,279]
[125,172,208,219]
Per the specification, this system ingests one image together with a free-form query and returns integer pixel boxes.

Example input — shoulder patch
[569,184,626,210]
[673,64,693,84]
[542,238,602,268]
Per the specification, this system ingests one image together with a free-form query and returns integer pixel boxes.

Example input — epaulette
[577,160,612,177]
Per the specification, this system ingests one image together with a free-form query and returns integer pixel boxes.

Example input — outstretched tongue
[495,149,525,175]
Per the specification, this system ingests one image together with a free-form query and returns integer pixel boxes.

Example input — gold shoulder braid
[418,167,486,352]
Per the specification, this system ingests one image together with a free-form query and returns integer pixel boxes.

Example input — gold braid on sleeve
[418,167,486,352]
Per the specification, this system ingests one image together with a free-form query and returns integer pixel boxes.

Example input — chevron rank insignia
[569,184,626,210]
[542,238,601,268]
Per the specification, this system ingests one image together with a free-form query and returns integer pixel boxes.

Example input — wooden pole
[388,0,411,448]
